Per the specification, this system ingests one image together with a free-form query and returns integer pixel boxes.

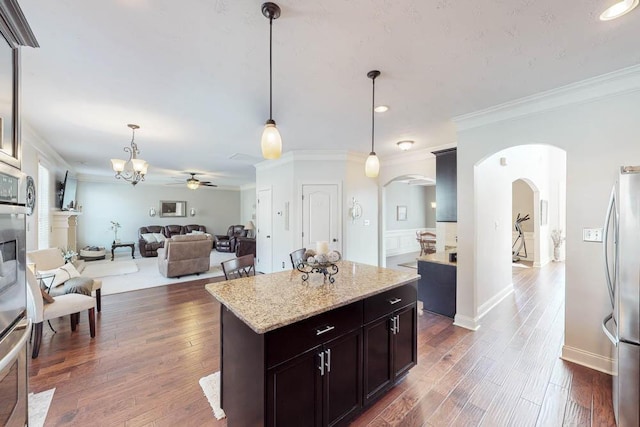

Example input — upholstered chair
[289,248,306,269]
[25,267,96,358]
[26,248,103,312]
[164,224,183,238]
[214,225,247,253]
[157,234,214,278]
[138,225,165,257]
[183,224,207,234]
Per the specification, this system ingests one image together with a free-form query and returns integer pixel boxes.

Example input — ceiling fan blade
[201,183,217,187]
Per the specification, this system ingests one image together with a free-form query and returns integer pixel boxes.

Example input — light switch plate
[363,219,370,226]
[583,228,603,242]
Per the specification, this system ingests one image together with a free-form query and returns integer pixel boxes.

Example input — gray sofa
[157,234,213,278]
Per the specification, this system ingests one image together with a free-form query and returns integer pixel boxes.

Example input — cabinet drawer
[266,301,363,369]
[364,283,417,324]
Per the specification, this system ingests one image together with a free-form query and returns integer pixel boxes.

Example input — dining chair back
[289,248,306,269]
[221,254,256,280]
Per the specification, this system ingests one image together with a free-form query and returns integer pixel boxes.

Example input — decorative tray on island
[296,249,341,284]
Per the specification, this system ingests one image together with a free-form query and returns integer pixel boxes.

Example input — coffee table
[111,242,135,261]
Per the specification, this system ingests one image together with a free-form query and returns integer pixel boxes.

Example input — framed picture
[540,199,548,225]
[159,200,187,217]
[397,205,407,221]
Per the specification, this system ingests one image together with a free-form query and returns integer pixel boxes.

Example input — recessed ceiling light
[396,140,414,151]
[374,105,389,113]
[600,0,638,20]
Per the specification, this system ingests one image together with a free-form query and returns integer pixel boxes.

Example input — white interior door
[302,184,341,253]
[257,188,273,273]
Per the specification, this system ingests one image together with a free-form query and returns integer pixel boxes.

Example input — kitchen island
[205,261,419,427]
[417,251,457,318]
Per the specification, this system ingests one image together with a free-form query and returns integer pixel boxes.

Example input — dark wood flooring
[29,263,616,426]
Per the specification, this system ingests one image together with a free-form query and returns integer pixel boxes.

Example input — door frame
[257,186,273,273]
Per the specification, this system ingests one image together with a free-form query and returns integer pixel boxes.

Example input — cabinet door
[267,346,323,427]
[363,316,393,405]
[324,329,362,427]
[392,304,417,380]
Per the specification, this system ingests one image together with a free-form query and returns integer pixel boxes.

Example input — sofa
[214,225,247,253]
[157,234,214,278]
[139,224,208,257]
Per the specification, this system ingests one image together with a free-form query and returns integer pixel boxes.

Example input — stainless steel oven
[0,165,29,427]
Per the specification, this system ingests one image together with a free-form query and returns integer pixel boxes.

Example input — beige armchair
[27,248,103,312]
[157,234,213,278]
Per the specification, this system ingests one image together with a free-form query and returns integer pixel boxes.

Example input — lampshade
[261,121,282,159]
[244,220,255,230]
[131,158,146,172]
[365,153,380,178]
[111,159,126,172]
[600,0,639,20]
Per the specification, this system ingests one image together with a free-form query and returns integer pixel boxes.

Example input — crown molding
[240,183,256,191]
[76,174,240,191]
[454,64,640,132]
[22,121,73,171]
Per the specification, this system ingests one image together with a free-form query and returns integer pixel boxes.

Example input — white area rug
[199,371,226,420]
[29,388,55,427]
[92,251,236,295]
[82,259,139,277]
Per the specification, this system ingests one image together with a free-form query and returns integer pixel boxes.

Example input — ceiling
[17,0,640,187]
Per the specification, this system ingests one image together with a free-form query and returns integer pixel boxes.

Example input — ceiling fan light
[111,158,125,172]
[600,0,638,20]
[365,152,380,178]
[261,121,282,159]
[397,140,414,151]
[187,179,199,190]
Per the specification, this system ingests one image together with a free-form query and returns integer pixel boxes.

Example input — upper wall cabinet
[0,0,38,170]
[433,148,457,222]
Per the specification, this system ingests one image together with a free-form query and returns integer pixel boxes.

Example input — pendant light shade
[261,2,282,159]
[366,70,381,178]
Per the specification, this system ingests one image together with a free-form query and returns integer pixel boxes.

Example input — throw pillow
[141,233,157,243]
[50,263,81,288]
[190,230,205,235]
[64,277,93,296]
[152,233,166,242]
[40,288,55,304]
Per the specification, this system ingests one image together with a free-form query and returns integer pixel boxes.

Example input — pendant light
[365,70,381,178]
[261,2,282,159]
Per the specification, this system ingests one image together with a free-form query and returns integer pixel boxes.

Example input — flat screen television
[59,171,77,210]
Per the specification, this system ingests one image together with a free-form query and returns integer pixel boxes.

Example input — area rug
[28,388,55,427]
[199,371,226,420]
[96,251,236,295]
[81,259,139,277]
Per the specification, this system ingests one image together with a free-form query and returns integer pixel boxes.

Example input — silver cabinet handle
[316,325,335,336]
[395,315,400,334]
[325,349,331,373]
[390,316,398,334]
[318,351,325,376]
[388,298,402,305]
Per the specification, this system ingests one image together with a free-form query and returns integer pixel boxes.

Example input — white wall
[512,179,535,233]
[240,184,256,226]
[385,183,435,231]
[455,77,640,372]
[75,181,240,250]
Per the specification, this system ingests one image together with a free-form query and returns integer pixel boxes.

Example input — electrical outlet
[363,219,370,226]
[583,228,603,242]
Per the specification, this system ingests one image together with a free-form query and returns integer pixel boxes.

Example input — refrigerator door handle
[602,313,618,347]
[603,185,616,307]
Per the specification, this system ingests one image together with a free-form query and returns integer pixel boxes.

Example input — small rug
[29,388,55,427]
[199,371,226,420]
[82,260,139,277]
[398,261,418,269]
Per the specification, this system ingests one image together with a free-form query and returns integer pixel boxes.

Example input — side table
[111,241,135,261]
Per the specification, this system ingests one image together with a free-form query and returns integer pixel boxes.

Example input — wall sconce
[149,207,156,217]
[190,208,196,217]
[430,202,436,209]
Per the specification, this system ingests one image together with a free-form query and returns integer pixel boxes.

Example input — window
[37,163,49,249]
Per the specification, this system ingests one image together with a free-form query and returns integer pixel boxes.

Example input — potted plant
[551,229,565,262]
[110,221,121,244]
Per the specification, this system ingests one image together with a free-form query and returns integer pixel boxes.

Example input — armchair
[214,225,247,253]
[26,267,96,358]
[26,248,103,312]
[157,234,214,278]
[183,224,207,234]
[164,224,183,238]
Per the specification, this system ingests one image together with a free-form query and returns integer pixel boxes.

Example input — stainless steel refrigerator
[602,166,640,427]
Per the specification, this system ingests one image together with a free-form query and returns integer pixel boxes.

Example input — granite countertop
[205,260,420,334]
[418,250,457,267]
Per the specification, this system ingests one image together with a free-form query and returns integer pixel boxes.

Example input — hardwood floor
[28,263,616,426]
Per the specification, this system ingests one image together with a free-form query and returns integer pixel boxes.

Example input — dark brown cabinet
[220,282,417,426]
[433,148,457,222]
[363,285,418,405]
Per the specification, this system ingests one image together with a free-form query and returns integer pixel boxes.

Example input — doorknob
[332,238,337,242]
[266,235,271,238]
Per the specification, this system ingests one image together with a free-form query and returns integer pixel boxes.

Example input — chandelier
[110,124,148,186]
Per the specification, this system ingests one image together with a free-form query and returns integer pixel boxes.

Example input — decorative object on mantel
[110,124,148,186]
[110,221,121,244]
[551,229,565,262]
[260,2,283,159]
[297,248,341,283]
[365,70,381,178]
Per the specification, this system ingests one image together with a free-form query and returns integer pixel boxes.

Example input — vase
[553,246,561,262]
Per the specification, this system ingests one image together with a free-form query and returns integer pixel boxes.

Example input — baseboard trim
[453,314,481,331]
[561,345,614,375]
[477,283,514,320]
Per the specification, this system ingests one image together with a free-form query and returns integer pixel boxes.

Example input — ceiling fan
[171,172,217,190]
